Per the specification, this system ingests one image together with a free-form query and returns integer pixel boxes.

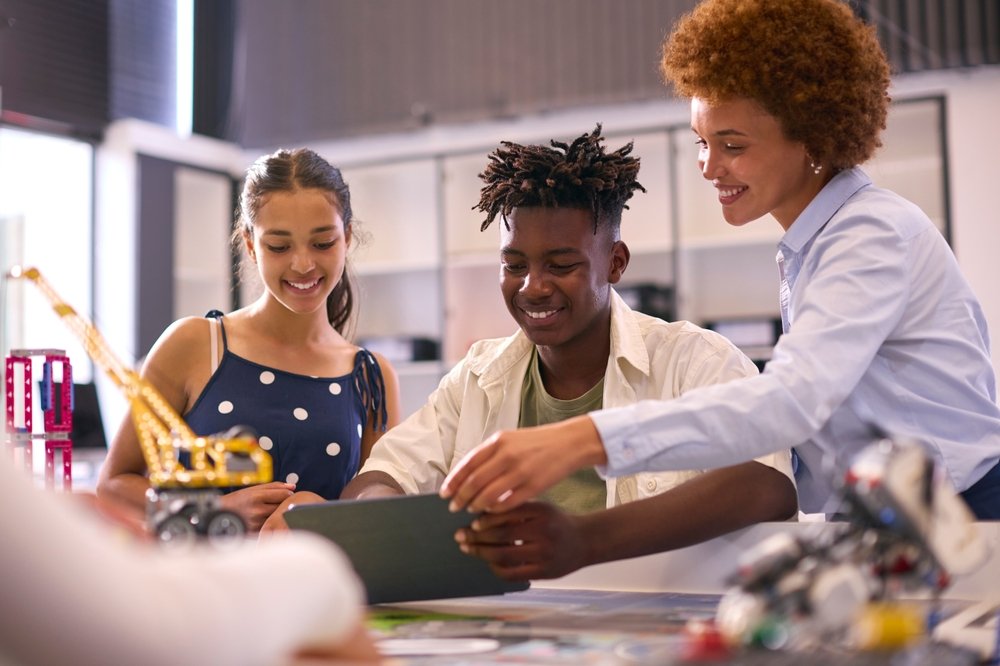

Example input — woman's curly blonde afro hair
[660,0,892,171]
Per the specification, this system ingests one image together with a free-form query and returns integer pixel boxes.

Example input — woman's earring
[807,153,823,175]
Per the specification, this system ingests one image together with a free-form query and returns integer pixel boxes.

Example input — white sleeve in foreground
[0,456,364,666]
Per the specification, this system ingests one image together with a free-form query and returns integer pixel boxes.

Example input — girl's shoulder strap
[204,310,228,375]
[353,348,389,432]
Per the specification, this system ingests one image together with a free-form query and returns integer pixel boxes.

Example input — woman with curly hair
[442,0,1000,520]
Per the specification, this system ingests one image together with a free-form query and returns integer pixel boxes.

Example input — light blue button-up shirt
[593,167,1000,514]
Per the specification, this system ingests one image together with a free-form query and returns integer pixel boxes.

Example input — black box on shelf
[357,336,440,363]
[616,283,675,322]
[704,317,783,371]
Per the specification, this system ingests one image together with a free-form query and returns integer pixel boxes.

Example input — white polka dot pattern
[186,346,384,500]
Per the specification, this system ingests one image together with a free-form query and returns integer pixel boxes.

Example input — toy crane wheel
[156,514,198,547]
[205,510,246,545]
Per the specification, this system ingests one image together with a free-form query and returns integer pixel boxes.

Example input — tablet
[284,493,530,604]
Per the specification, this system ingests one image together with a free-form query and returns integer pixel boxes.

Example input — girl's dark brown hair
[234,148,355,333]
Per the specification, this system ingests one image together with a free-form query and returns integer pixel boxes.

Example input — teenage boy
[342,126,796,580]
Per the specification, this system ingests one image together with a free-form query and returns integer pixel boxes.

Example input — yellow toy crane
[6,266,273,545]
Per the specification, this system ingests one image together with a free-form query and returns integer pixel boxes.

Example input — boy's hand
[454,502,589,580]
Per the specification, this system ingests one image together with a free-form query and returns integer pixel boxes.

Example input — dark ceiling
[0,0,996,145]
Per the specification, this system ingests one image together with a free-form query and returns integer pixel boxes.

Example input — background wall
[215,0,1000,148]
[0,0,997,436]
[3,0,998,144]
[91,65,1000,428]
[933,69,1000,373]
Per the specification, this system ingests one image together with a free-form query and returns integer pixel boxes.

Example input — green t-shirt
[518,349,606,514]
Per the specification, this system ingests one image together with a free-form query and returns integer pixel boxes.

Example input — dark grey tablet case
[284,493,530,604]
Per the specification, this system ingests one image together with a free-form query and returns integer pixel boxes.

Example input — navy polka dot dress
[184,312,388,499]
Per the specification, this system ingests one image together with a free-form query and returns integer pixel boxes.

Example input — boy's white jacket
[361,289,794,505]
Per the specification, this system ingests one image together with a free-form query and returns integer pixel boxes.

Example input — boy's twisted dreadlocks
[474,124,646,234]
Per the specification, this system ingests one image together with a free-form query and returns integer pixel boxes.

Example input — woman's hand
[441,416,608,513]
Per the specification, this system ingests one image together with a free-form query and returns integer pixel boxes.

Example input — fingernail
[448,500,460,513]
[454,530,466,543]
[459,544,470,554]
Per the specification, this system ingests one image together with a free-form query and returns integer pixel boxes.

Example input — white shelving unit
[323,97,949,418]
[173,167,234,320]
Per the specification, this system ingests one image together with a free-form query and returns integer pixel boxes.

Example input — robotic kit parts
[715,435,989,653]
[6,265,273,544]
